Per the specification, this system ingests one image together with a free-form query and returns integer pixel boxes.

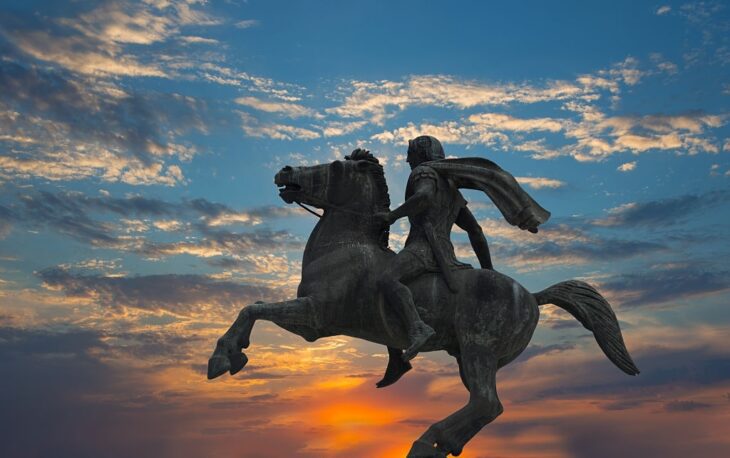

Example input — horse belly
[457,270,540,364]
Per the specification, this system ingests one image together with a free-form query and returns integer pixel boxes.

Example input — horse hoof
[229,352,248,375]
[207,355,231,380]
[406,440,447,458]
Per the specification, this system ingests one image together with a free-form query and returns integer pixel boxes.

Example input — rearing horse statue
[207,151,639,458]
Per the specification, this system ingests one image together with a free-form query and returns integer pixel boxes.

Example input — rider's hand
[373,212,394,227]
[519,216,540,233]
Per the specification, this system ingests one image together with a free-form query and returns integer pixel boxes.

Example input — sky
[0,1,729,457]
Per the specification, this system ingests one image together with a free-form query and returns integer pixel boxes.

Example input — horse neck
[302,207,382,267]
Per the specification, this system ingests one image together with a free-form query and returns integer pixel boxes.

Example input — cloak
[426,157,550,233]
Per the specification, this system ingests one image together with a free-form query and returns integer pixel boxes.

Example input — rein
[295,195,373,219]
[297,202,324,218]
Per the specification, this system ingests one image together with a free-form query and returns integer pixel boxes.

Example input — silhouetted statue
[208,138,639,458]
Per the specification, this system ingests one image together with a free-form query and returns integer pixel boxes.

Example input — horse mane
[345,149,391,249]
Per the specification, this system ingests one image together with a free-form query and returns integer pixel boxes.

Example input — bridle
[293,194,373,220]
[296,201,325,218]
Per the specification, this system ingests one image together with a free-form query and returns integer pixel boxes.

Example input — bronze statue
[207,139,639,458]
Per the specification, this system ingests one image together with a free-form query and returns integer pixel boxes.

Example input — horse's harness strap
[297,202,323,218]
[295,196,371,219]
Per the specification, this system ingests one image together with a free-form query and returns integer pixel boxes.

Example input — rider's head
[406,136,445,169]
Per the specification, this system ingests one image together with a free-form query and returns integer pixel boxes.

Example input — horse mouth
[277,183,302,203]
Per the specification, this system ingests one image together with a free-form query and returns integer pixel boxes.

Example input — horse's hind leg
[207,297,319,379]
[408,344,502,457]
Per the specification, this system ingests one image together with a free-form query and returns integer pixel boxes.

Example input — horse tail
[533,280,640,376]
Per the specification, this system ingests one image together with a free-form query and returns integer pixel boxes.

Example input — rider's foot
[403,321,435,362]
[376,346,412,388]
[407,439,448,458]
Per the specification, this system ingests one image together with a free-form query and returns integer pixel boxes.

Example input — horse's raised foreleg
[207,297,319,379]
[407,343,502,457]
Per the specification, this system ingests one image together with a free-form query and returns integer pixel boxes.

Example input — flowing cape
[426,157,551,232]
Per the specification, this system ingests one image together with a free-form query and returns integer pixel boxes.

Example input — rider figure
[376,136,494,368]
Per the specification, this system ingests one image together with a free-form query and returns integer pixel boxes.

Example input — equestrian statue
[207,136,639,458]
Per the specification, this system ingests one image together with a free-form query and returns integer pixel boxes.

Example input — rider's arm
[387,172,436,223]
[455,206,493,270]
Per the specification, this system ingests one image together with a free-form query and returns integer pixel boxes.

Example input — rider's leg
[377,251,435,361]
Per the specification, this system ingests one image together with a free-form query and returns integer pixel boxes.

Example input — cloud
[235,96,320,118]
[371,112,565,149]
[0,305,727,458]
[239,112,320,140]
[593,190,730,227]
[179,36,219,45]
[601,112,723,135]
[0,55,207,185]
[207,254,292,275]
[7,191,180,246]
[515,176,566,189]
[0,0,221,77]
[562,110,724,160]
[0,325,293,458]
[0,327,121,457]
[373,107,724,161]
[663,400,712,412]
[0,0,217,78]
[459,218,666,271]
[36,267,279,315]
[493,237,666,272]
[679,2,724,24]
[650,53,679,75]
[600,263,730,308]
[234,19,260,29]
[199,205,301,227]
[65,1,218,45]
[196,63,304,100]
[512,343,576,364]
[3,27,166,77]
[0,1,298,102]
[12,191,297,227]
[468,113,564,132]
[322,120,368,137]
[656,6,672,15]
[372,120,501,145]
[0,205,13,239]
[136,227,299,260]
[5,191,302,261]
[328,74,597,124]
[328,57,649,127]
[617,161,636,172]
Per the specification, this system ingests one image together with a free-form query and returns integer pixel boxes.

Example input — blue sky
[0,1,729,457]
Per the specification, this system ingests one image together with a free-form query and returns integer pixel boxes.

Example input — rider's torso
[404,165,468,269]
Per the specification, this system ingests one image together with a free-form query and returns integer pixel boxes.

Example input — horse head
[274,148,390,217]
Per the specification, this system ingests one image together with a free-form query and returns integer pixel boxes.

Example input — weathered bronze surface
[208,138,639,457]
